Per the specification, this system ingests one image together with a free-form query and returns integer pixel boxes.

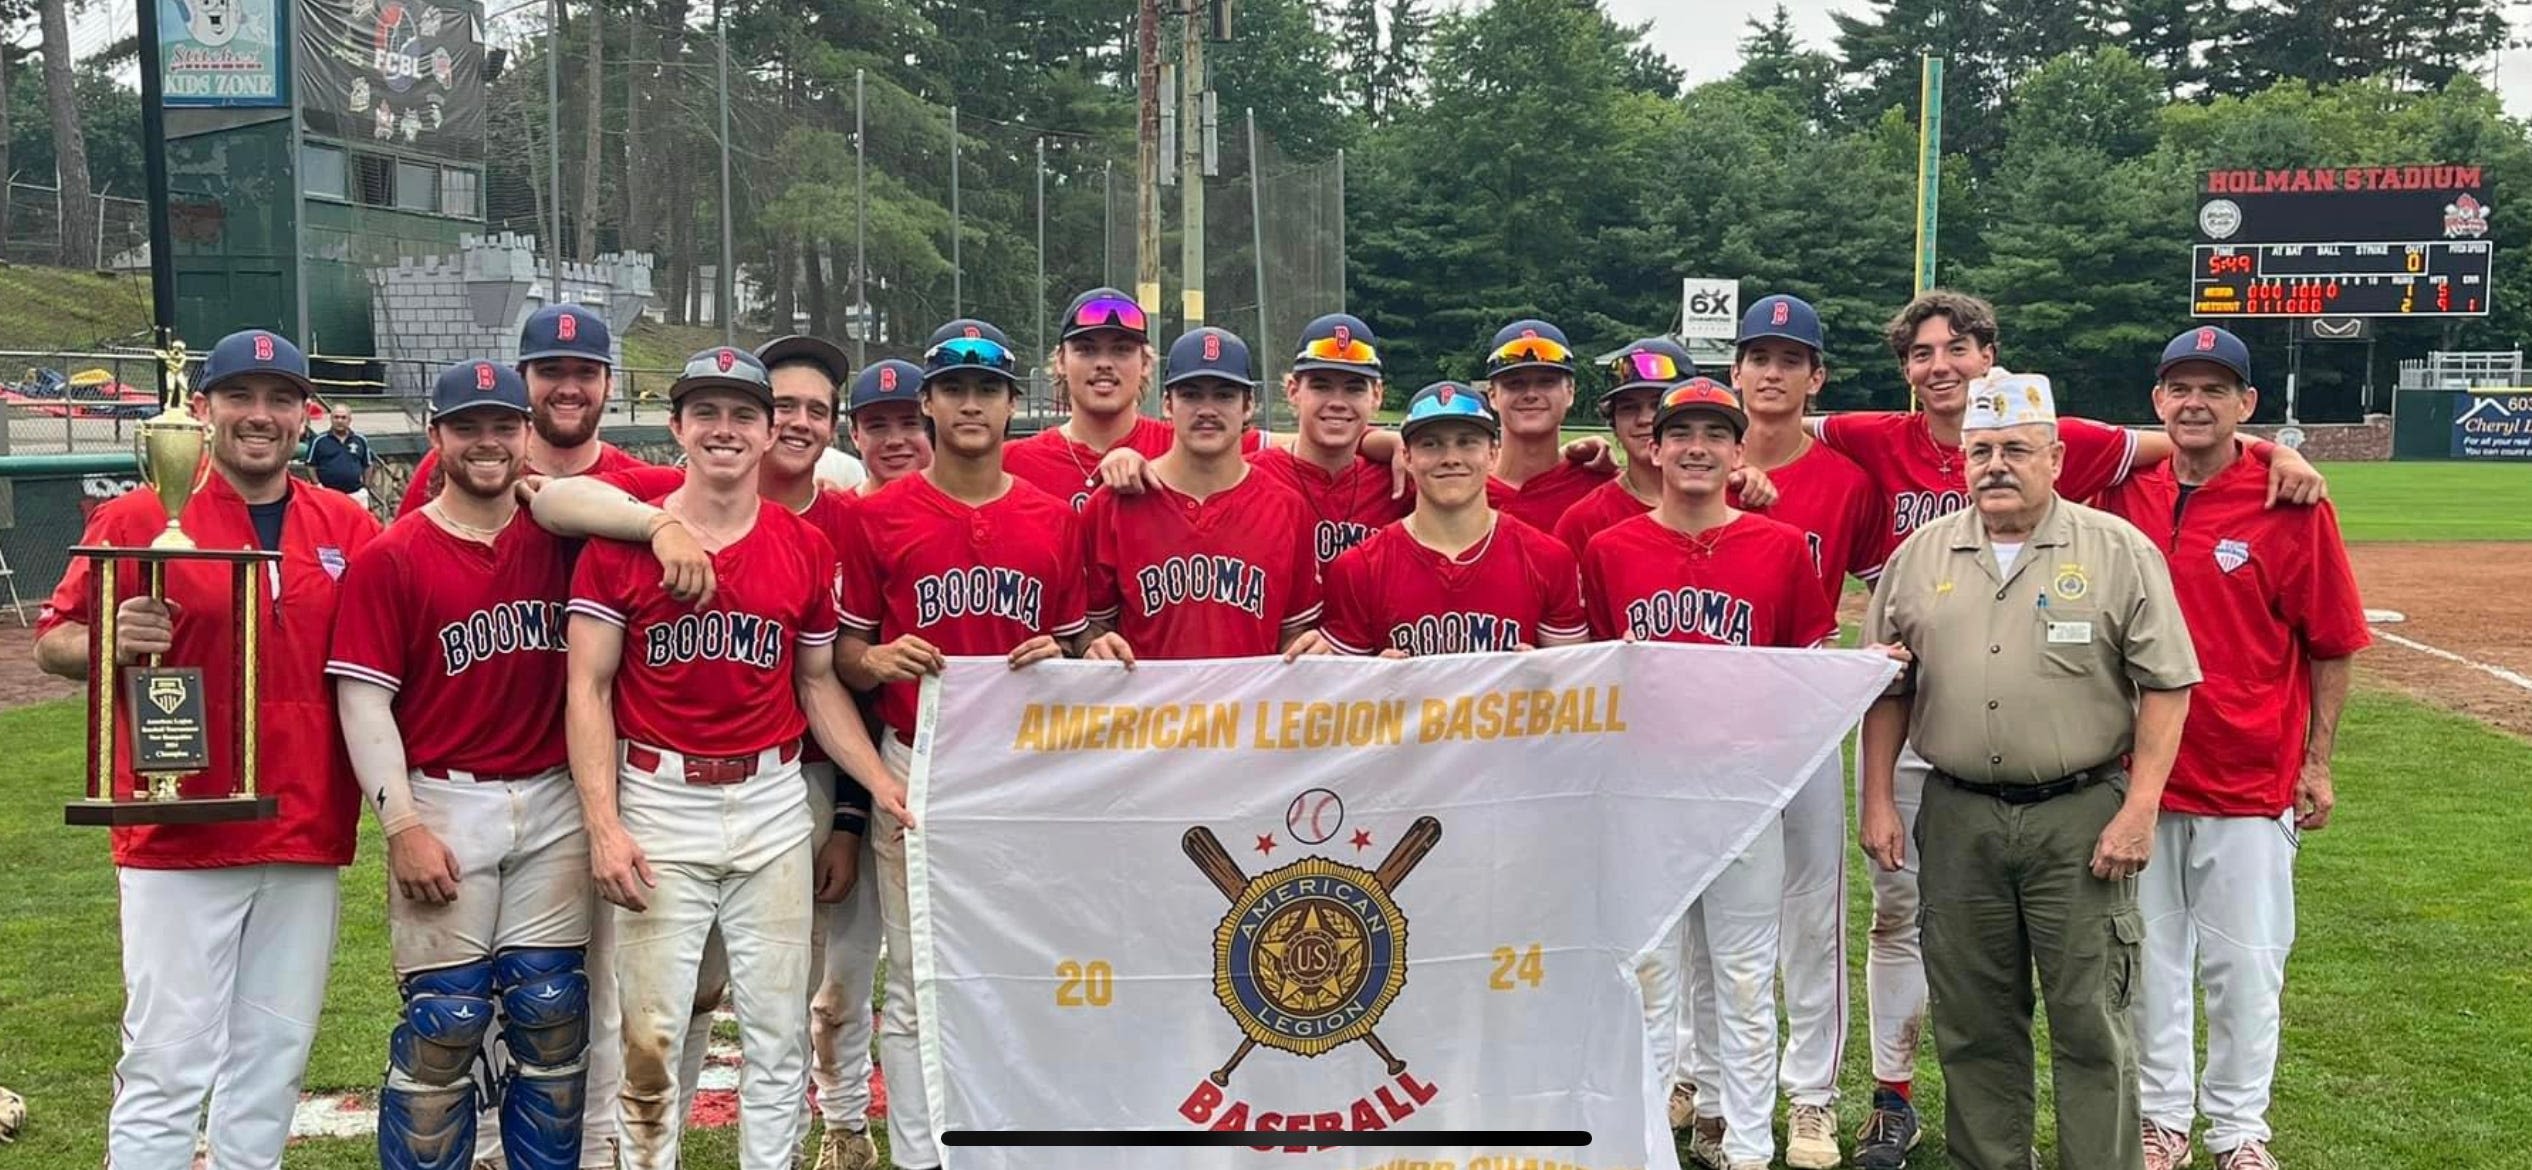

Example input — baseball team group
[29,280,2366,1170]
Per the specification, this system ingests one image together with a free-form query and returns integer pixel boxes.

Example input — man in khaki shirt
[1857,372,2200,1170]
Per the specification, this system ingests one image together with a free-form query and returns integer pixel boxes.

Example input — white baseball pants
[873,732,938,1168]
[611,742,815,1170]
[1670,819,1788,1166]
[676,763,884,1138]
[1864,743,1932,1083]
[108,863,340,1170]
[2137,810,2298,1155]
[1775,752,1849,1107]
[387,767,592,973]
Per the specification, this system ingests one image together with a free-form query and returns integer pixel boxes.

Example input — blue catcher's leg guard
[380,960,498,1170]
[495,947,590,1170]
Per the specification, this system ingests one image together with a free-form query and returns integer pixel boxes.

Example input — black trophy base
[65,795,280,826]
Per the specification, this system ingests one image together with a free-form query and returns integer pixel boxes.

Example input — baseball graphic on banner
[1283,787,1344,845]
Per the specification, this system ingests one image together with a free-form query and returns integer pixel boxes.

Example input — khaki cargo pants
[1917,771,2146,1170]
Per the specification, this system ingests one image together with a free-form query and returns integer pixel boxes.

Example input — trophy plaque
[64,341,282,827]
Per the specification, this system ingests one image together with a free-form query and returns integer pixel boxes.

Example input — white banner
[908,643,1897,1170]
[1679,278,1741,340]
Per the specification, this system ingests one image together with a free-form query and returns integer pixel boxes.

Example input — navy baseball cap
[198,328,315,397]
[922,319,1021,386]
[1399,381,1499,442]
[1652,377,1748,440]
[849,359,925,413]
[756,335,851,385]
[1739,294,1825,354]
[1290,313,1382,378]
[1605,336,1695,399]
[1485,319,1576,378]
[517,303,612,366]
[1060,287,1150,344]
[1164,327,1256,390]
[2158,325,2252,384]
[670,345,774,407]
[430,359,532,420]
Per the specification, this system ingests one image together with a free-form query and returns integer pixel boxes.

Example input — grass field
[0,459,2524,1167]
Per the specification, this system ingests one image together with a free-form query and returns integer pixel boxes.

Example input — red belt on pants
[626,739,800,786]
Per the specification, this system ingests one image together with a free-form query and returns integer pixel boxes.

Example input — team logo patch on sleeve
[318,546,347,580]
[2214,538,2250,574]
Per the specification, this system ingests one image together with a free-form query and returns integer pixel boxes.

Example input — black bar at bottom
[940,1130,1592,1148]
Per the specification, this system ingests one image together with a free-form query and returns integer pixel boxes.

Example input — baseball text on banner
[904,642,1899,1170]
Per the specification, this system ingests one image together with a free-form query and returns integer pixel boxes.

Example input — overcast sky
[1586,0,2532,121]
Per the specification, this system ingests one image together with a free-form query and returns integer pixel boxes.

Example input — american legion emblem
[1177,802,1445,1139]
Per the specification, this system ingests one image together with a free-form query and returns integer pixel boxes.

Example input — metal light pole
[1178,4,1204,332]
[1247,108,1269,399]
[715,0,735,343]
[1035,135,1047,379]
[949,104,962,317]
[1135,0,1161,322]
[136,0,177,347]
[546,0,562,299]
[854,68,867,365]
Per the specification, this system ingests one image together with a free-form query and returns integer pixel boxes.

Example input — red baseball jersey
[326,510,573,776]
[1580,513,1836,648]
[2093,448,2370,817]
[1321,519,1587,655]
[1488,459,1617,534]
[1751,439,1891,608]
[1819,411,2135,563]
[399,440,650,516]
[836,474,1088,743]
[1007,417,1267,510]
[1081,473,1323,659]
[42,477,381,870]
[568,500,839,757]
[594,465,863,760]
[1246,447,1412,567]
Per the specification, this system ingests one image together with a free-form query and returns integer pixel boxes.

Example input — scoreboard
[2191,165,2493,319]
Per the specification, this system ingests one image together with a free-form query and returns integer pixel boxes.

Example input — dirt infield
[2347,542,2532,740]
[0,623,74,710]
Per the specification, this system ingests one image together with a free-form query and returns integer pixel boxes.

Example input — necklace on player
[424,500,509,544]
[1409,514,1496,566]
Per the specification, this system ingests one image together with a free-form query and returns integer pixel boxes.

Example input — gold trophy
[66,340,281,826]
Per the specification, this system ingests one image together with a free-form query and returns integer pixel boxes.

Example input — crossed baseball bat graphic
[1183,815,1443,1087]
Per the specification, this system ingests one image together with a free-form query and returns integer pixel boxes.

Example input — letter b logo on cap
[1202,333,1222,361]
[253,333,275,361]
[475,362,496,389]
[2195,328,2218,351]
[557,313,579,342]
[880,366,899,392]
[1771,301,1790,326]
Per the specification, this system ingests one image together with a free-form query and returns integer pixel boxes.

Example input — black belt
[1937,766,2119,805]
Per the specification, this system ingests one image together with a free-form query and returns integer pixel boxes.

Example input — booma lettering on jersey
[1892,489,1969,540]
[438,600,571,675]
[1626,587,1755,645]
[916,566,1048,627]
[1389,611,1526,656]
[1137,554,1270,618]
[1314,520,1373,565]
[642,610,788,668]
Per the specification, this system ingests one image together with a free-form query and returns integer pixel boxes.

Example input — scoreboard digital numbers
[2192,164,2493,319]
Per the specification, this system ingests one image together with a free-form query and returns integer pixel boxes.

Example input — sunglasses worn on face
[925,337,1015,372]
[1070,297,1147,335]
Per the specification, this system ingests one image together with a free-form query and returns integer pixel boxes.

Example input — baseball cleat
[1854,1086,1921,1170]
[1686,1116,1727,1170]
[2215,1140,2279,1170]
[814,1123,882,1170]
[1786,1101,1840,1168]
[2143,1120,2194,1170]
[1668,1081,1697,1130]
